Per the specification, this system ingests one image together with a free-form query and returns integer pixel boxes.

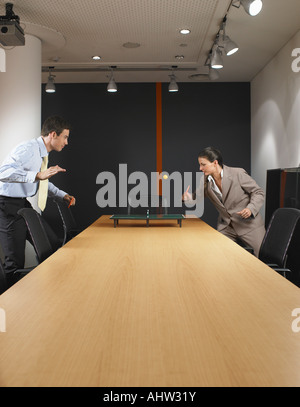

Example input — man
[0,116,75,287]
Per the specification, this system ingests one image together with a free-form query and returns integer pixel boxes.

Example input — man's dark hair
[198,147,223,168]
[41,116,71,137]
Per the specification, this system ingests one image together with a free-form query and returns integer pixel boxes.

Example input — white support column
[0,34,42,266]
[0,34,41,162]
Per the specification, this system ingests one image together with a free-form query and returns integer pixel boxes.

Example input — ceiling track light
[221,17,239,56]
[205,51,221,80]
[168,75,178,92]
[107,67,117,93]
[223,35,239,56]
[168,68,179,92]
[42,66,197,74]
[45,67,56,93]
[210,46,223,69]
[232,0,263,16]
[204,3,242,79]
[204,0,261,79]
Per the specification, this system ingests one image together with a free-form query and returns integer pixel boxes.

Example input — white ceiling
[1,0,300,84]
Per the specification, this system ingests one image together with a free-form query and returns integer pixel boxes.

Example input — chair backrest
[18,208,55,263]
[53,199,79,245]
[259,208,300,267]
[128,194,168,215]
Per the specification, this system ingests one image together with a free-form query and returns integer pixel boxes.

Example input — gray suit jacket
[203,165,265,236]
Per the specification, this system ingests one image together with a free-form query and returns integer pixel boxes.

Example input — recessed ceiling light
[92,55,101,60]
[175,55,184,60]
[180,29,191,35]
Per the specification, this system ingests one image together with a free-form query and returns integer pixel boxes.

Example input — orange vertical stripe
[156,82,162,195]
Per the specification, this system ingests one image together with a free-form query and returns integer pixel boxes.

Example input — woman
[183,147,265,256]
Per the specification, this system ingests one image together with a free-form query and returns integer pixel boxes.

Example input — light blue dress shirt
[0,136,66,199]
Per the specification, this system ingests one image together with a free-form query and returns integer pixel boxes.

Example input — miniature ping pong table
[110,213,185,228]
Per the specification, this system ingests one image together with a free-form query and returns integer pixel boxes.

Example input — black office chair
[0,245,7,295]
[0,240,35,291]
[258,207,300,278]
[17,208,60,264]
[128,194,168,215]
[53,199,80,245]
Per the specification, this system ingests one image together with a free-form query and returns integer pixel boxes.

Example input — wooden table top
[0,215,300,387]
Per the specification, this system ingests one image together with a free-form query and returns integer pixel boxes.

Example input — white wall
[251,29,300,218]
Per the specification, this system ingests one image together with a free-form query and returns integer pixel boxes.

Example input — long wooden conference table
[0,215,300,387]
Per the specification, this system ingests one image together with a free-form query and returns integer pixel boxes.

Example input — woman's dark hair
[198,147,223,168]
[41,116,71,137]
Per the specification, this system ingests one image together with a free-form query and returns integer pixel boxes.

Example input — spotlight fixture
[92,55,101,60]
[107,68,117,92]
[241,0,262,16]
[221,16,239,56]
[45,67,56,93]
[210,47,223,69]
[234,0,263,16]
[223,35,239,56]
[168,72,178,92]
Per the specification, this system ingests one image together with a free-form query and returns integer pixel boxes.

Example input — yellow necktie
[38,156,49,211]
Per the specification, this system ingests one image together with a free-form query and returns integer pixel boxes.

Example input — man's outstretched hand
[35,165,66,181]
